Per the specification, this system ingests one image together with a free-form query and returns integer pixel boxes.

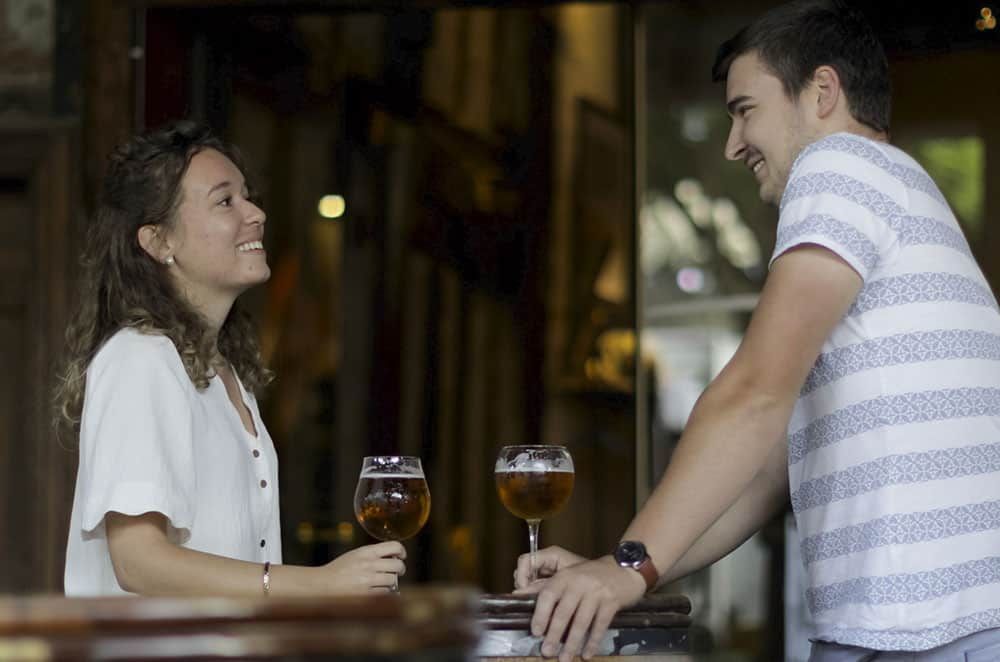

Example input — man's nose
[724,123,745,162]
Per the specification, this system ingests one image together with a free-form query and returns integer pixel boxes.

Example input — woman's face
[164,148,269,315]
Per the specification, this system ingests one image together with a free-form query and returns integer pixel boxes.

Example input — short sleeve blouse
[64,328,281,596]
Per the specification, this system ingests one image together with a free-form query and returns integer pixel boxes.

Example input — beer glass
[353,456,431,591]
[495,445,574,583]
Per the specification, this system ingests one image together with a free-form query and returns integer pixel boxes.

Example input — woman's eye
[218,196,232,207]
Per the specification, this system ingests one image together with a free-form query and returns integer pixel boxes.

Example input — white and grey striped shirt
[773,132,1000,651]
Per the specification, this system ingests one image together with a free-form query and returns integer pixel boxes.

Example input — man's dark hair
[712,0,890,133]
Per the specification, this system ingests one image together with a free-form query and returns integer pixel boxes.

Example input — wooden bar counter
[0,587,480,660]
[0,589,704,660]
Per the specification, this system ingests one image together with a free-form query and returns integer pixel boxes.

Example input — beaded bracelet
[262,561,271,597]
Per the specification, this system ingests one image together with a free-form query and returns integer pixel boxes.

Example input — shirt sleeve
[770,137,901,282]
[77,332,197,542]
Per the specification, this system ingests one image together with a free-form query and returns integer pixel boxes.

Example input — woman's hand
[316,541,407,594]
[513,545,585,590]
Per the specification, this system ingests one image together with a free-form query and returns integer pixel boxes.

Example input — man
[516,2,1000,661]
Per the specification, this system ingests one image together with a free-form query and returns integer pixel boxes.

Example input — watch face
[615,540,647,566]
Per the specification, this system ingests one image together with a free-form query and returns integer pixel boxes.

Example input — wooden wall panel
[0,125,79,593]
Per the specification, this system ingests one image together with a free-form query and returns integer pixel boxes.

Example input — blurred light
[688,196,712,228]
[337,521,355,544]
[674,178,703,206]
[711,198,739,227]
[297,521,315,544]
[676,267,706,293]
[318,194,346,219]
[640,194,711,277]
[977,7,996,30]
[681,108,710,142]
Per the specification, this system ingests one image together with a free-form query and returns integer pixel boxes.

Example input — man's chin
[758,185,780,207]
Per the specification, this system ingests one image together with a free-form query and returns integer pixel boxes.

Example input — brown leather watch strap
[636,556,659,592]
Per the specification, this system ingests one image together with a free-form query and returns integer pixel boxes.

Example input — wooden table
[0,587,479,660]
[0,589,705,660]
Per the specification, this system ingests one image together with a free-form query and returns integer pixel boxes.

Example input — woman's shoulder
[90,328,186,381]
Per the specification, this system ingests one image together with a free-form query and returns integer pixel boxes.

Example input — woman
[56,121,403,596]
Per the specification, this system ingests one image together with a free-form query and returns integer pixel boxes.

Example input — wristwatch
[613,540,659,592]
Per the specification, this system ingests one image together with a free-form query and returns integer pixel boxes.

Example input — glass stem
[390,572,399,593]
[527,519,541,583]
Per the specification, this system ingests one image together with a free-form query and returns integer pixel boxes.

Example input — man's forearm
[622,368,795,580]
[657,440,788,585]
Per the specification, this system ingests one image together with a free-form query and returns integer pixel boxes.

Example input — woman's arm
[106,512,404,597]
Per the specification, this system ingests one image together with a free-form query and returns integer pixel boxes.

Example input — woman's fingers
[370,556,406,576]
[368,540,406,559]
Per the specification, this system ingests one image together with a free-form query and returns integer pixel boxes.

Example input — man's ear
[811,65,841,120]
[137,224,171,263]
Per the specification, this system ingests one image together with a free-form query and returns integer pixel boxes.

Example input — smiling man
[514,2,1000,661]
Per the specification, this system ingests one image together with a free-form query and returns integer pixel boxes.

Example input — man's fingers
[515,553,533,588]
[540,588,581,658]
[530,582,560,637]
[513,578,546,595]
[582,603,617,659]
[559,595,598,662]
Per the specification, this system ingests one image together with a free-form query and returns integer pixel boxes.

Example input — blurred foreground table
[477,593,709,660]
[0,587,479,660]
[0,589,705,660]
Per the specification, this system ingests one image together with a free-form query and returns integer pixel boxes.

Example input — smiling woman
[53,121,407,598]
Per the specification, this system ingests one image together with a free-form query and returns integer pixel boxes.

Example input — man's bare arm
[657,439,788,585]
[525,245,863,662]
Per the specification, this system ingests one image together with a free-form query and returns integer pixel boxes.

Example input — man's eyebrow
[726,95,752,116]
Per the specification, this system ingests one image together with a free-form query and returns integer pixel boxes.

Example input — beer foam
[359,472,426,479]
[494,466,574,473]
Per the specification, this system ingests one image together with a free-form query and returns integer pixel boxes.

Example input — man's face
[724,51,815,206]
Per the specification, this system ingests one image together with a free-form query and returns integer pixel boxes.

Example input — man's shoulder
[795,132,895,173]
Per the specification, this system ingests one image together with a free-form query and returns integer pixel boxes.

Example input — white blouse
[64,328,281,596]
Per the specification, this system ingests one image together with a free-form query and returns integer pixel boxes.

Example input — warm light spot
[296,521,315,544]
[337,521,355,544]
[977,7,996,29]
[318,194,346,219]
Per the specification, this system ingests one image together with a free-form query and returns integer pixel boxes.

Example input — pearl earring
[165,256,175,265]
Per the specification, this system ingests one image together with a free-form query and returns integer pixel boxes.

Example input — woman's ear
[137,225,171,264]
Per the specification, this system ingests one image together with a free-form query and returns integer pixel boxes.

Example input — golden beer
[495,469,574,521]
[354,475,431,541]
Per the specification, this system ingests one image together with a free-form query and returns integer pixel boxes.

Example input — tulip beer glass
[495,445,574,582]
[353,456,431,591]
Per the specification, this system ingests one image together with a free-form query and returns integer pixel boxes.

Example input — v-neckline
[214,367,258,439]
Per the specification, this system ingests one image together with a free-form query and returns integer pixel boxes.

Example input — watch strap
[635,556,659,592]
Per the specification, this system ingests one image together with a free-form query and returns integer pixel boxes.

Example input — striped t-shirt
[774,132,1000,651]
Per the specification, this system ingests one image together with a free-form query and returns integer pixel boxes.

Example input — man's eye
[738,106,753,117]
[218,196,232,207]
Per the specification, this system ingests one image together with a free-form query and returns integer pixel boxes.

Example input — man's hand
[516,555,646,661]
[513,545,585,589]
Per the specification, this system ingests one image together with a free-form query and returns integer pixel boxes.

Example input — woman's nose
[245,201,266,225]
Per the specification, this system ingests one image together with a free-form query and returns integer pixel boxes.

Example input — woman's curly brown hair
[54,120,273,439]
